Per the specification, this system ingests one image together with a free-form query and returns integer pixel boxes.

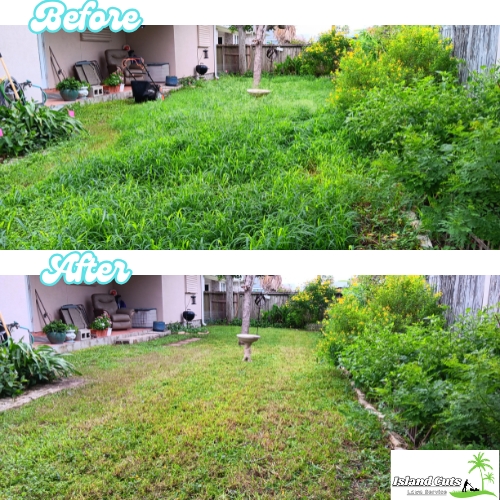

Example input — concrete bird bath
[237,334,260,362]
[247,89,271,98]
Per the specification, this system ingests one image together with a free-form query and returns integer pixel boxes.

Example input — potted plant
[90,316,112,338]
[78,81,90,99]
[102,73,123,94]
[56,77,82,101]
[65,324,78,342]
[43,320,69,344]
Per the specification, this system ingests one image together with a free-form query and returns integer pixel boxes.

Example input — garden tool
[0,53,20,101]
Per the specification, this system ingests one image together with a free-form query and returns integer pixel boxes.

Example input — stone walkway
[167,338,201,347]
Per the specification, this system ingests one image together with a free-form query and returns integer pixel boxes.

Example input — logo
[40,251,132,286]
[450,452,496,498]
[391,450,499,499]
[28,0,143,34]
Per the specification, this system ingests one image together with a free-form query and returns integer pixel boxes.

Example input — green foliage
[276,27,351,77]
[331,25,457,108]
[343,68,500,247]
[42,320,68,334]
[262,276,336,329]
[90,316,112,330]
[102,73,123,86]
[55,77,82,91]
[275,55,303,75]
[0,100,83,159]
[0,338,79,397]
[2,77,418,250]
[320,276,500,448]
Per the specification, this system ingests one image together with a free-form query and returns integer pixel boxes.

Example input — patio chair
[105,49,146,85]
[91,294,135,330]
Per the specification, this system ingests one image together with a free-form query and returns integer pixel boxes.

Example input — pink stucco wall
[43,30,127,88]
[0,26,43,100]
[0,276,32,343]
[161,275,202,325]
[126,25,176,75]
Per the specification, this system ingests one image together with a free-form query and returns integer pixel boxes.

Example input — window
[218,36,223,45]
[185,275,198,294]
[198,25,211,48]
[219,282,226,292]
[204,284,209,292]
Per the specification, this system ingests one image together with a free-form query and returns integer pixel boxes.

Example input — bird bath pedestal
[237,334,260,362]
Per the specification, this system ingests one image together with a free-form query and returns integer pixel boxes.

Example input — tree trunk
[240,275,255,335]
[451,25,500,83]
[252,25,267,88]
[225,275,234,322]
[238,26,247,75]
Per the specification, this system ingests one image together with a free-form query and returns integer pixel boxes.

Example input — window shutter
[185,275,198,294]
[80,28,112,42]
[198,25,211,48]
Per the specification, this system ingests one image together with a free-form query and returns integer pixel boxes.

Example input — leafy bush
[331,25,456,108]
[0,339,79,397]
[276,27,351,77]
[275,55,303,76]
[320,276,500,448]
[103,73,123,87]
[0,100,83,159]
[343,68,500,247]
[263,276,336,329]
[42,319,68,334]
[56,77,82,92]
[319,276,442,361]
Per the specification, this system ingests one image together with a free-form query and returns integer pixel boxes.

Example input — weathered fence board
[441,25,500,82]
[204,291,294,321]
[428,275,500,323]
[216,44,306,74]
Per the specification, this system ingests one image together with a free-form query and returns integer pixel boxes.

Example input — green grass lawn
[0,76,420,249]
[0,327,390,499]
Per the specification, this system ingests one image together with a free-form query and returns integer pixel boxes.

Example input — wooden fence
[441,25,500,82]
[204,291,294,321]
[216,44,306,74]
[428,275,500,323]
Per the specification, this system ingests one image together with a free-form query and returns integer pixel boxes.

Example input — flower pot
[65,329,76,342]
[104,85,120,94]
[46,331,67,344]
[59,89,79,102]
[107,327,112,337]
[78,87,89,99]
[119,83,125,92]
[91,329,108,338]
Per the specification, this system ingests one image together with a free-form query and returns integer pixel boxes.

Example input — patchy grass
[0,327,390,499]
[0,76,420,249]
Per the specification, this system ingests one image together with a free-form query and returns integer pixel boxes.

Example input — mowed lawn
[0,327,390,499]
[0,76,420,249]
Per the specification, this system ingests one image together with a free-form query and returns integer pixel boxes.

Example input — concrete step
[115,333,161,345]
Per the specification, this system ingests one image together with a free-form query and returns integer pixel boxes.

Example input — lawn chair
[60,304,91,340]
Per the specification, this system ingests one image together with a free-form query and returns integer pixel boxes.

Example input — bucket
[153,321,166,332]
[165,76,178,87]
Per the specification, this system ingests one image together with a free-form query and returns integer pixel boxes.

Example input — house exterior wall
[161,275,202,325]
[126,25,176,75]
[28,276,110,332]
[0,26,43,100]
[0,276,32,343]
[174,25,215,79]
[42,30,126,88]
[119,275,164,321]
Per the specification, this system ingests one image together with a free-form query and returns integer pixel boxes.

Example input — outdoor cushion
[110,313,130,322]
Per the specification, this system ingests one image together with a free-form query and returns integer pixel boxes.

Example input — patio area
[44,84,183,109]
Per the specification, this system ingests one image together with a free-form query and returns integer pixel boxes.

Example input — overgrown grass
[0,327,390,499]
[0,76,420,249]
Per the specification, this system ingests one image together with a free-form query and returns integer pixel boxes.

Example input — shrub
[90,316,112,330]
[343,68,500,247]
[331,25,457,108]
[103,73,123,87]
[276,27,351,77]
[0,339,79,397]
[320,275,500,448]
[55,77,82,92]
[262,276,336,329]
[0,100,84,159]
